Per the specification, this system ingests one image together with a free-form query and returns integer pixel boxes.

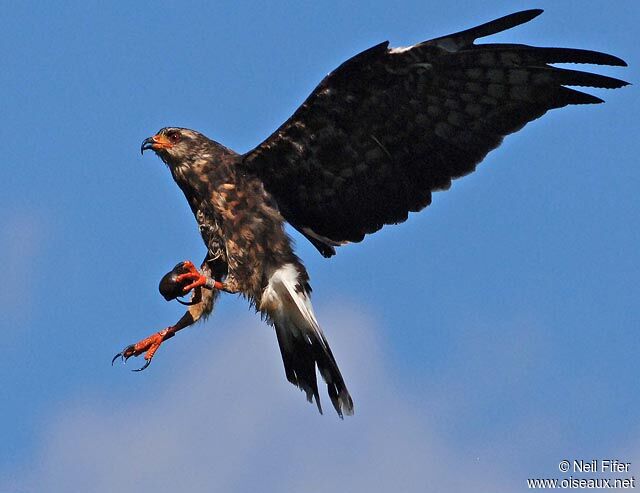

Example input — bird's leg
[111,307,199,371]
[175,260,209,291]
[113,259,220,371]
[174,260,240,295]
[175,260,228,293]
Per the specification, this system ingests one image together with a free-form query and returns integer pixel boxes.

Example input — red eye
[167,132,181,143]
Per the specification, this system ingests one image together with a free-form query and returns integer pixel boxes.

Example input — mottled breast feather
[241,9,627,256]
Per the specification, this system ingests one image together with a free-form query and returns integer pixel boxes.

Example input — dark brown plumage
[244,9,627,255]
[115,10,627,417]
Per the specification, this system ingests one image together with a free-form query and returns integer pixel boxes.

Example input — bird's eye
[167,131,181,144]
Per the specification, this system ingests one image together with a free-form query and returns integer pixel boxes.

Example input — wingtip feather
[425,9,545,50]
[538,47,628,67]
[464,9,545,42]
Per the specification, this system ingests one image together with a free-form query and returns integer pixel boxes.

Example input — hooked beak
[140,134,172,155]
[140,137,154,155]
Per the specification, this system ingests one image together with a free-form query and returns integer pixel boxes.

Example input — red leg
[175,260,209,293]
[112,311,197,371]
[111,327,175,371]
[113,256,222,372]
[173,260,226,293]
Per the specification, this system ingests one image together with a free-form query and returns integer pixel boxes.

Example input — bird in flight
[113,10,627,417]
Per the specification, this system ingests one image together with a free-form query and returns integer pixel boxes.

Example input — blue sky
[1,1,638,491]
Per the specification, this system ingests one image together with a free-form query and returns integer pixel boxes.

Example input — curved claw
[111,345,136,366]
[176,297,197,306]
[132,359,152,372]
[112,330,170,372]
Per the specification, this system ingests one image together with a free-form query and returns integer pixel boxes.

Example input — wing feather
[242,10,628,256]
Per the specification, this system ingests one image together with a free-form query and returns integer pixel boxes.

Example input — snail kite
[113,10,627,417]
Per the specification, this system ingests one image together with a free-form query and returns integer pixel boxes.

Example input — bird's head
[140,127,204,166]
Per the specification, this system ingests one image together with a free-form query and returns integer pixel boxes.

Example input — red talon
[175,260,208,293]
[113,327,176,371]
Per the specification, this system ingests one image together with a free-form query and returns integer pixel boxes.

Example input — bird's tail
[261,264,353,417]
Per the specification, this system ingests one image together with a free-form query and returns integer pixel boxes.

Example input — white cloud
[0,212,47,328]
[3,306,515,492]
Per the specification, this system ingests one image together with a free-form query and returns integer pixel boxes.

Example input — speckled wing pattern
[242,10,627,256]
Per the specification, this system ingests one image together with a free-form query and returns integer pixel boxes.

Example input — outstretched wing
[242,10,628,257]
